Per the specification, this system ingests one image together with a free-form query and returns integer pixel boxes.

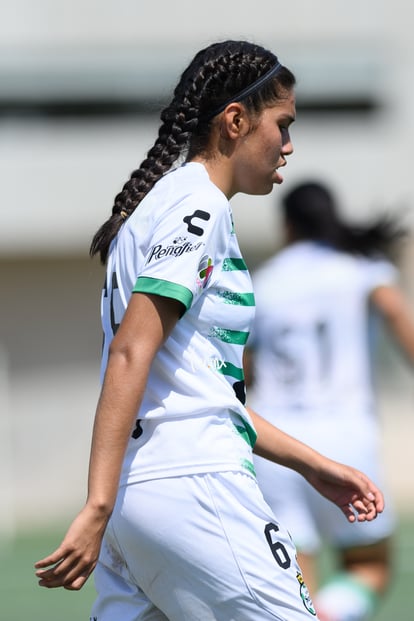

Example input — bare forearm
[85,293,182,517]
[248,406,384,522]
[371,285,414,367]
[386,312,414,366]
[248,406,322,477]
[34,293,182,590]
[86,350,150,516]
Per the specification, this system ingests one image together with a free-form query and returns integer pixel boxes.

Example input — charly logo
[146,237,204,264]
[196,254,214,289]
[296,572,316,616]
[183,209,211,236]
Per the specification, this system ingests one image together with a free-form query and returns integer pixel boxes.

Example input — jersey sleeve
[132,192,232,311]
[360,256,399,292]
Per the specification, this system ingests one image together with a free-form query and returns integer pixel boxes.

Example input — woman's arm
[35,292,183,590]
[370,284,414,367]
[248,407,384,523]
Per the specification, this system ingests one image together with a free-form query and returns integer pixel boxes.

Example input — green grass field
[1,515,413,620]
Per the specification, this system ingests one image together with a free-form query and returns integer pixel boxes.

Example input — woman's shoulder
[153,162,229,215]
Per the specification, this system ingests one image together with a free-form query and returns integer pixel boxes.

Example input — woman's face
[233,89,296,196]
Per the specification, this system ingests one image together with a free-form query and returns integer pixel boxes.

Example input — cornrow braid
[90,40,295,264]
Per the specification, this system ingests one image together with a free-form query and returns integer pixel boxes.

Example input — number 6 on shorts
[265,522,291,569]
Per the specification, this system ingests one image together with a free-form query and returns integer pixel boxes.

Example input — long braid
[90,78,204,264]
[90,40,295,264]
[89,116,184,263]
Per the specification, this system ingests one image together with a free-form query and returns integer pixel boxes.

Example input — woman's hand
[249,407,384,522]
[302,457,384,523]
[35,293,183,591]
[34,504,109,590]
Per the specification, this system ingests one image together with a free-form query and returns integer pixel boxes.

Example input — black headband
[205,62,282,120]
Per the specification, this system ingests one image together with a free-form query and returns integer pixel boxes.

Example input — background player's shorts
[253,413,396,553]
[90,471,318,621]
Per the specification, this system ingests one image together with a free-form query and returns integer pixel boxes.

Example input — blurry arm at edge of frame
[370,284,414,368]
[243,346,255,389]
[248,406,384,524]
[34,292,183,591]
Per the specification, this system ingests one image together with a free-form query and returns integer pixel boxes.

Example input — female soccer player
[246,180,414,621]
[35,42,383,621]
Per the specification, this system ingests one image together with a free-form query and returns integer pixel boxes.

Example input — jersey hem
[120,462,257,487]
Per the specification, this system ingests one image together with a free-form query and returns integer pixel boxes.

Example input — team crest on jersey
[296,572,316,615]
[196,254,214,289]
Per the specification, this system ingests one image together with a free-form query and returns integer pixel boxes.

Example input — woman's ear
[220,103,250,139]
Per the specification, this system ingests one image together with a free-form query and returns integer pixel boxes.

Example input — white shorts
[253,414,396,554]
[90,471,318,621]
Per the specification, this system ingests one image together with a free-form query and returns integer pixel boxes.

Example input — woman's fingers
[34,546,66,570]
[338,489,383,524]
[36,562,94,589]
[35,547,95,590]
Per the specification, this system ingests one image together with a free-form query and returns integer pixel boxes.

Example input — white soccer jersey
[248,241,397,421]
[100,162,257,486]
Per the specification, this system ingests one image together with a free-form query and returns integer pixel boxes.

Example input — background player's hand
[304,457,384,523]
[34,504,108,590]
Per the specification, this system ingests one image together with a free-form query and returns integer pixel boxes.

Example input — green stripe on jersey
[234,425,256,449]
[133,276,193,310]
[234,417,257,448]
[222,257,247,271]
[241,459,256,476]
[217,361,244,381]
[218,291,255,306]
[209,327,249,345]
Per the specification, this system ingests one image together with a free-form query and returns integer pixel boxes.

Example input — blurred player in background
[245,180,414,621]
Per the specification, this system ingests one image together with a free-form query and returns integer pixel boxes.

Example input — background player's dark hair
[90,40,296,264]
[282,181,407,262]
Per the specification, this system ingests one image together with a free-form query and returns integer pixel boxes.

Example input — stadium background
[0,2,413,619]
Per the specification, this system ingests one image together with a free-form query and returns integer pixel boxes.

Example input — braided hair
[90,40,295,264]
